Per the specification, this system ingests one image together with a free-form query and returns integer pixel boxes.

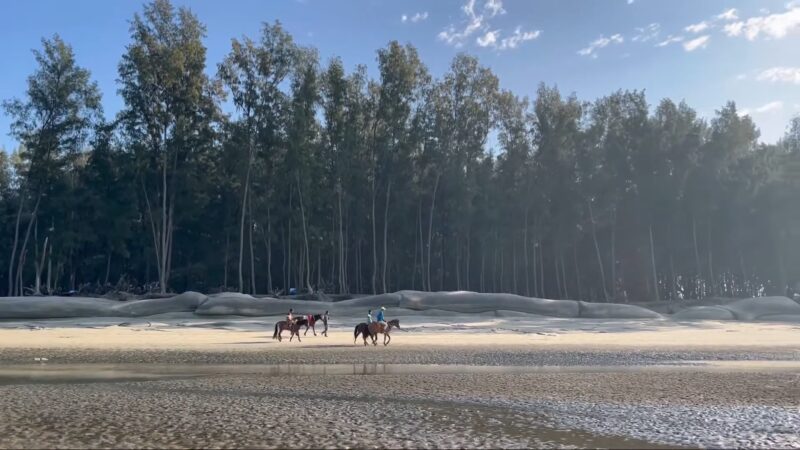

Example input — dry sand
[1,319,799,351]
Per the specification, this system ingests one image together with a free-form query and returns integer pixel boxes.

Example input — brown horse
[273,317,307,342]
[367,319,401,346]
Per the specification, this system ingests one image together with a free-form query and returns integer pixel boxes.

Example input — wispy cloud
[740,101,784,116]
[578,34,624,58]
[724,5,800,40]
[632,23,660,42]
[476,29,499,47]
[656,35,684,47]
[484,0,506,17]
[685,21,710,34]
[476,26,540,50]
[716,8,739,21]
[401,12,429,23]
[439,0,538,50]
[683,35,710,51]
[438,0,484,47]
[757,67,800,84]
[499,27,541,49]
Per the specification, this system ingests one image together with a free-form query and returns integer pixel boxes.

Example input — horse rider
[376,306,387,332]
[287,308,296,327]
[367,309,374,324]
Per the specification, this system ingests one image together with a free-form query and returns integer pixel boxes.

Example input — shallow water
[0,362,679,449]
[2,360,798,386]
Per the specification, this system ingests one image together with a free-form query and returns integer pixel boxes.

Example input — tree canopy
[1,0,798,300]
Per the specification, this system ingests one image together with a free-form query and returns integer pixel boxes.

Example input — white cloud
[402,12,428,23]
[439,0,538,50]
[476,26,540,50]
[724,6,800,40]
[656,35,684,47]
[476,29,499,47]
[716,8,739,21]
[685,21,710,33]
[740,101,784,116]
[499,27,541,49]
[627,0,634,4]
[632,23,660,42]
[484,0,506,17]
[438,0,484,47]
[683,35,710,51]
[757,67,800,84]
[578,34,624,58]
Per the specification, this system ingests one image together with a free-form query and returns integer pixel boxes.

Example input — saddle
[307,315,315,327]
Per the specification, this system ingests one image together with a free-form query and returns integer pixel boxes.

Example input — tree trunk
[160,151,168,294]
[512,236,518,294]
[532,239,538,297]
[223,230,229,289]
[249,193,256,295]
[267,207,273,293]
[371,175,378,295]
[381,180,392,294]
[104,250,112,286]
[238,151,253,293]
[7,193,28,296]
[426,173,440,292]
[560,253,569,299]
[692,216,701,288]
[296,174,312,293]
[480,240,485,292]
[649,223,660,301]
[523,209,530,296]
[611,211,617,300]
[706,219,715,297]
[588,201,609,301]
[338,186,346,293]
[16,197,42,296]
[573,244,582,300]
[553,245,562,299]
[34,236,49,296]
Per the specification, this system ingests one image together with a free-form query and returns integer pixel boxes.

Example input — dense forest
[1,0,798,302]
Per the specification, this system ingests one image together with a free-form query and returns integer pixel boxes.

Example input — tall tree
[118,0,220,293]
[2,35,101,296]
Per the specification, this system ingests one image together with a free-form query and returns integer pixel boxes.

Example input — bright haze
[1,0,799,150]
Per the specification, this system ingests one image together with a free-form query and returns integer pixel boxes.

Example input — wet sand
[0,323,798,448]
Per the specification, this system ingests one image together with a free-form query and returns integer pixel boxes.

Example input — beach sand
[0,319,798,448]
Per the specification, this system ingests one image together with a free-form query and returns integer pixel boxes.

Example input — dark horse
[302,314,329,337]
[354,319,401,346]
[353,322,373,346]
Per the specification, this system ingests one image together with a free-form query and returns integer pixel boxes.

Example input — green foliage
[1,0,797,298]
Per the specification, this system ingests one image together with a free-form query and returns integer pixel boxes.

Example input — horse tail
[353,325,360,343]
[273,322,279,339]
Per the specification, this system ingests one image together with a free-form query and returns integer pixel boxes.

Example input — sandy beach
[0,318,798,449]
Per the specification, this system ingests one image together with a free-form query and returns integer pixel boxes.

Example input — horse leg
[312,324,317,336]
[304,325,308,336]
[384,333,391,346]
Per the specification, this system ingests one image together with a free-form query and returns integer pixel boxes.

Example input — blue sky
[1,0,799,151]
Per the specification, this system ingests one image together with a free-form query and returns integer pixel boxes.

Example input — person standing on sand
[321,310,330,336]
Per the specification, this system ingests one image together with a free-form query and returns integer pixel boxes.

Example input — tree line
[1,0,798,301]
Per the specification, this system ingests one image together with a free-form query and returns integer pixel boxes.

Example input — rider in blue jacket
[376,306,386,329]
